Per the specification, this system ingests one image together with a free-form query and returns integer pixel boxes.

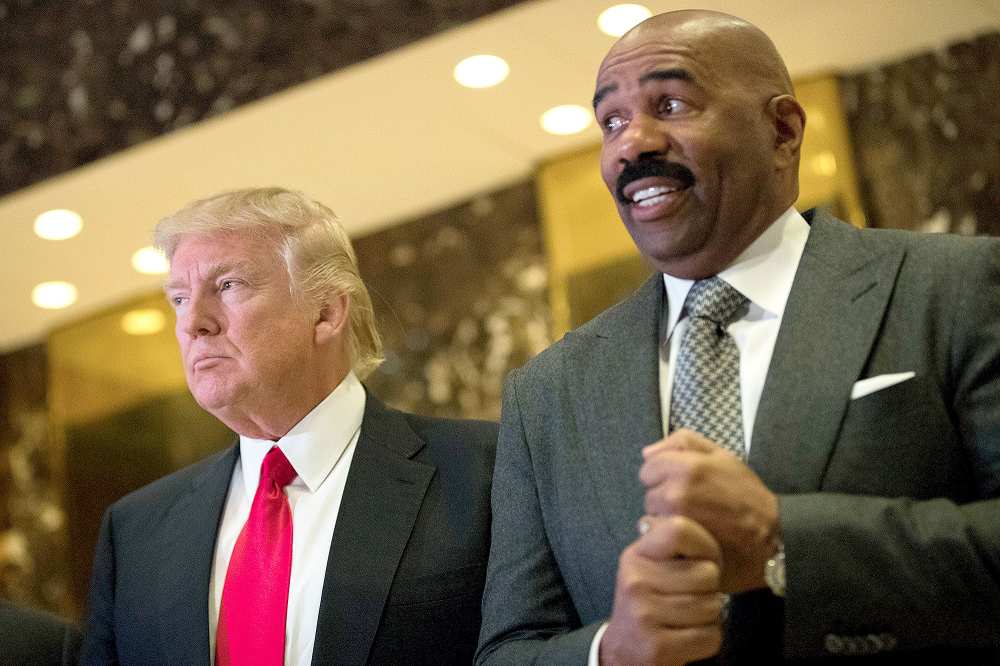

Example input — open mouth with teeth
[615,160,696,212]
[621,178,693,221]
[631,185,682,208]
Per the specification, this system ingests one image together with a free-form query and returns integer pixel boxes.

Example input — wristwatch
[764,538,786,597]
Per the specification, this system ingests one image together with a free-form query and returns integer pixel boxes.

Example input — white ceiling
[3,0,998,352]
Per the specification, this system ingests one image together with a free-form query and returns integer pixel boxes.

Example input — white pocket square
[850,372,916,400]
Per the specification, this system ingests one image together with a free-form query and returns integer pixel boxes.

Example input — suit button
[824,634,844,654]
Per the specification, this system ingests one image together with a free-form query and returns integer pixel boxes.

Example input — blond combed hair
[155,187,383,378]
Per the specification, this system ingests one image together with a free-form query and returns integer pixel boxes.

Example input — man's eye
[220,280,235,290]
[603,115,627,133]
[170,296,186,307]
[660,98,687,115]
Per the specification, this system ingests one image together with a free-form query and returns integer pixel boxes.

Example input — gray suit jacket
[81,393,497,665]
[477,210,1000,664]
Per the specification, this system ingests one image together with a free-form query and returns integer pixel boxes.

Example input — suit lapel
[310,394,435,666]
[154,444,237,665]
[750,212,906,493]
[569,274,665,550]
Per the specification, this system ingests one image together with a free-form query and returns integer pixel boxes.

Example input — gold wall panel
[48,293,185,429]
[795,76,867,226]
[536,145,634,340]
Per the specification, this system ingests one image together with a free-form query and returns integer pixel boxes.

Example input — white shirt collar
[238,371,366,499]
[662,207,810,338]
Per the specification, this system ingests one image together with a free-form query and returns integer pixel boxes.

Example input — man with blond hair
[81,187,497,665]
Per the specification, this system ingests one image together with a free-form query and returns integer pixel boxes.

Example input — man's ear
[314,292,349,346]
[768,94,806,169]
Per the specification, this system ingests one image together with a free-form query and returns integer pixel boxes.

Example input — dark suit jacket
[0,600,81,666]
[80,393,497,665]
[477,210,1000,664]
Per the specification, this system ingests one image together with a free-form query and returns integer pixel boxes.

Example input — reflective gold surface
[48,293,184,429]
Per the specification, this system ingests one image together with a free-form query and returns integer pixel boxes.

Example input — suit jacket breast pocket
[845,372,931,422]
[828,377,970,498]
[385,561,486,607]
[371,563,486,665]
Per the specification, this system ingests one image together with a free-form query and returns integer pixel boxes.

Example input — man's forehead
[597,16,716,79]
[175,227,266,248]
[596,12,790,98]
[165,252,265,287]
[593,39,706,108]
[596,11,757,85]
[598,41,698,79]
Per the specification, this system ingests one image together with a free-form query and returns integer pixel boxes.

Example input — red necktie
[216,446,297,666]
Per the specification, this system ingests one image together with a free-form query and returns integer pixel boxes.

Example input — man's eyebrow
[592,68,695,110]
[639,67,694,86]
[162,261,257,292]
[592,83,618,110]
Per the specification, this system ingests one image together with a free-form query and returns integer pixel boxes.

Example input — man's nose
[179,295,221,338]
[617,112,670,165]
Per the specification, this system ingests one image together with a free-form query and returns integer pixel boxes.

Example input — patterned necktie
[216,446,297,666]
[669,277,748,457]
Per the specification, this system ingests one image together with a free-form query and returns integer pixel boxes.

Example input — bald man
[477,10,1000,665]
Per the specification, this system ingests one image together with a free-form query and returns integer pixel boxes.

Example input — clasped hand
[600,429,779,665]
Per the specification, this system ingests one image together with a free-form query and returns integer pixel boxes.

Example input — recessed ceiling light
[32,281,78,310]
[132,246,169,275]
[541,105,593,135]
[453,54,510,89]
[33,209,83,240]
[121,308,166,336]
[598,4,652,37]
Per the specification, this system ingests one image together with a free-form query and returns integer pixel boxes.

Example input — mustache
[616,159,695,204]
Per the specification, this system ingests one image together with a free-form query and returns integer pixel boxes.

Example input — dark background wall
[360,180,550,420]
[0,0,531,195]
[841,31,1000,235]
[0,344,73,616]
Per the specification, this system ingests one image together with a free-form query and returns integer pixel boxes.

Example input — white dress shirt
[589,207,811,663]
[658,206,810,451]
[209,371,366,666]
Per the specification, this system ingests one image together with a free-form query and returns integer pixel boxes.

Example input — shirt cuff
[588,622,610,666]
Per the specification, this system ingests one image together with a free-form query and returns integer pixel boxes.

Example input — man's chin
[188,385,237,415]
[647,246,724,280]
[629,230,719,279]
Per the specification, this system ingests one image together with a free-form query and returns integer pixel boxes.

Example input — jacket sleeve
[475,369,603,665]
[79,509,120,666]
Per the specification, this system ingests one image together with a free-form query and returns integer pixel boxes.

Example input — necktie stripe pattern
[669,277,748,457]
[217,446,297,666]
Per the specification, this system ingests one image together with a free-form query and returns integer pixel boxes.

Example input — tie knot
[684,277,747,324]
[260,447,297,489]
